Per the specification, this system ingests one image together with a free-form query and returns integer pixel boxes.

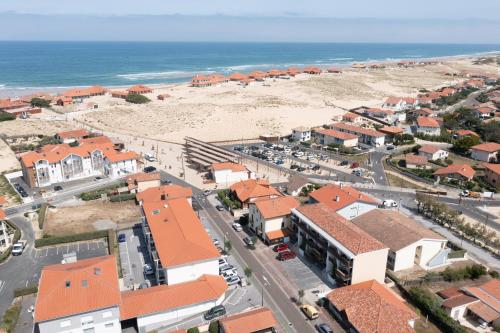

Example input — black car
[204,305,226,320]
[315,323,334,333]
[311,165,320,171]
[53,185,63,191]
[290,165,299,170]
[161,179,172,185]
[340,160,349,166]
[143,166,157,173]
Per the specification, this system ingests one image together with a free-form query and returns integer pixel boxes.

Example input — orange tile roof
[379,126,404,135]
[384,96,403,105]
[331,123,385,138]
[441,294,478,309]
[34,255,121,323]
[136,185,192,203]
[127,85,153,94]
[309,184,378,211]
[417,116,440,128]
[483,163,500,175]
[326,280,417,333]
[79,136,113,145]
[266,228,292,240]
[127,172,161,184]
[142,198,220,267]
[471,142,500,153]
[254,196,299,219]
[463,279,500,312]
[343,112,361,120]
[405,155,428,166]
[315,129,358,141]
[219,307,278,333]
[0,98,30,110]
[61,86,106,98]
[0,196,6,205]
[418,145,442,154]
[0,209,5,220]
[120,275,227,320]
[367,108,394,115]
[56,129,89,139]
[230,179,281,203]
[211,162,247,172]
[467,302,499,323]
[433,164,475,180]
[475,106,495,114]
[106,150,139,163]
[229,73,247,81]
[456,129,479,137]
[296,204,386,255]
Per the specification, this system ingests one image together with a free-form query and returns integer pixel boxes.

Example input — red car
[273,243,289,252]
[350,162,359,169]
[277,251,296,261]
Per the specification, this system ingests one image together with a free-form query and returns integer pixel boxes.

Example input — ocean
[0,42,499,96]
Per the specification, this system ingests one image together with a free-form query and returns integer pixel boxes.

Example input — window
[83,328,95,333]
[102,311,113,319]
[60,320,71,328]
[105,323,114,328]
[81,316,93,326]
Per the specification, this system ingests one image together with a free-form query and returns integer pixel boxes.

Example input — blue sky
[0,0,499,42]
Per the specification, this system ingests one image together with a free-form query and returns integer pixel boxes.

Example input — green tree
[187,327,200,333]
[125,93,150,104]
[0,112,16,122]
[208,321,219,333]
[224,240,232,253]
[244,267,252,278]
[298,289,305,304]
[452,135,480,154]
[30,97,51,108]
[479,120,500,142]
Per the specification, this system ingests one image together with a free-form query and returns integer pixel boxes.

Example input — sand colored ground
[0,139,20,173]
[0,118,77,137]
[44,200,141,237]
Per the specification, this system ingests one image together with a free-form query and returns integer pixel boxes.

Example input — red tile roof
[331,123,385,138]
[309,184,378,211]
[441,294,478,309]
[384,96,403,105]
[434,164,475,180]
[127,85,153,94]
[219,307,278,333]
[0,209,5,220]
[327,280,417,333]
[254,196,299,219]
[230,179,281,203]
[405,155,428,166]
[456,129,479,137]
[417,116,440,128]
[120,275,227,320]
[418,145,442,154]
[343,112,361,120]
[142,198,220,267]
[463,279,500,312]
[34,255,121,323]
[211,162,247,172]
[296,204,386,255]
[315,129,358,141]
[471,142,500,153]
[483,163,500,176]
[136,185,192,203]
[56,129,89,139]
[379,126,404,135]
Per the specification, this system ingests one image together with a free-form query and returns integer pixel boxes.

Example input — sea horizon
[0,41,499,97]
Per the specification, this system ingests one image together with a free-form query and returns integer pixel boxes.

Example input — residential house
[330,123,385,147]
[483,163,500,189]
[141,197,220,285]
[405,155,429,169]
[218,307,278,333]
[352,210,448,272]
[285,175,311,196]
[474,106,495,119]
[364,108,397,123]
[249,196,299,245]
[59,86,107,101]
[455,129,479,140]
[127,85,153,95]
[438,288,480,322]
[314,129,359,147]
[0,98,42,118]
[470,142,500,162]
[379,126,404,142]
[291,126,311,142]
[0,210,13,252]
[416,117,441,136]
[291,204,388,285]
[412,108,434,118]
[382,97,407,111]
[229,179,281,208]
[55,129,90,144]
[326,280,418,333]
[19,136,139,188]
[418,145,449,161]
[461,280,500,329]
[342,112,363,124]
[308,184,378,220]
[434,164,475,182]
[136,185,192,206]
[210,162,254,186]
[126,172,161,194]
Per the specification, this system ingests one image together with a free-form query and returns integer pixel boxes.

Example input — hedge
[0,220,21,263]
[14,285,38,297]
[1,303,21,333]
[35,230,108,248]
[38,203,48,229]
[109,193,136,202]
[0,112,16,122]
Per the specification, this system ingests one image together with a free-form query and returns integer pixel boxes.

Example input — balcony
[334,268,351,282]
[328,248,353,268]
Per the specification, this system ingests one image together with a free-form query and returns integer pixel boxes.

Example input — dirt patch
[44,200,141,237]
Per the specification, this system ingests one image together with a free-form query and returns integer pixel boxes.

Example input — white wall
[393,239,447,272]
[107,159,137,178]
[214,169,252,186]
[351,248,388,284]
[337,202,378,220]
[37,306,121,333]
[165,259,219,285]
[417,127,441,136]
[471,150,496,162]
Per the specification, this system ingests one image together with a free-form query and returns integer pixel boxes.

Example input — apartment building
[291,204,388,285]
[314,129,359,147]
[230,179,281,208]
[291,126,312,142]
[210,162,255,187]
[330,122,385,147]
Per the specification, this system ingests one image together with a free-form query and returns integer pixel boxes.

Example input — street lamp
[261,275,270,307]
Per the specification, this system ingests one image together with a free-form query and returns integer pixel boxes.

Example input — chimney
[339,183,343,189]
[335,195,340,202]
[359,194,362,199]
[94,267,101,276]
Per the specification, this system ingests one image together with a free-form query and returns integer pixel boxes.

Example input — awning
[266,228,292,240]
[468,302,499,323]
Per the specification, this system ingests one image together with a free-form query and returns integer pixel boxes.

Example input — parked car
[226,275,241,286]
[53,185,63,191]
[340,160,349,166]
[386,145,395,150]
[223,269,238,278]
[232,223,243,232]
[350,162,359,169]
[219,264,234,273]
[243,237,254,247]
[300,304,319,320]
[315,323,334,333]
[273,243,289,252]
[118,234,126,243]
[213,238,220,246]
[143,264,154,275]
[143,166,157,173]
[218,258,228,267]
[11,240,26,256]
[382,199,398,208]
[277,250,296,261]
[204,305,226,320]
[311,165,320,171]
[160,179,172,185]
[216,205,224,211]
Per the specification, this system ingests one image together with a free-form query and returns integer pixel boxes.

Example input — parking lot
[118,226,154,289]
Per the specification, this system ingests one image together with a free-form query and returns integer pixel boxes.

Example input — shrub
[187,328,200,333]
[38,203,48,229]
[209,321,219,333]
[14,285,38,297]
[109,193,136,202]
[1,304,21,333]
[35,230,108,248]
[0,112,16,122]
[125,93,150,104]
[441,264,487,282]
[489,270,499,278]
[30,97,51,108]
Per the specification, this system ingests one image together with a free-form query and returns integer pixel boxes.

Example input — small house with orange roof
[474,106,495,119]
[434,164,475,182]
[460,279,500,328]
[416,116,441,136]
[229,179,281,208]
[331,122,385,147]
[249,196,300,244]
[342,112,363,124]
[308,183,378,220]
[470,142,500,162]
[405,155,429,169]
[54,95,73,106]
[303,66,321,75]
[382,96,407,111]
[327,67,342,74]
[127,84,153,94]
[483,163,500,189]
[292,203,388,285]
[418,145,449,161]
[126,172,161,193]
[229,72,246,81]
[454,129,479,139]
[314,129,359,147]
[248,71,266,81]
[412,108,434,118]
[326,280,418,332]
[287,67,301,76]
[219,307,278,333]
[110,90,128,99]
[55,129,89,144]
[210,162,255,187]
[379,126,404,141]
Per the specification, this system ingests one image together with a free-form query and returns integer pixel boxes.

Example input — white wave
[117,70,214,80]
[327,57,354,61]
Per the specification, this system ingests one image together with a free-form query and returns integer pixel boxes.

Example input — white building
[352,210,449,272]
[210,162,254,187]
[20,136,139,188]
[291,126,312,142]
[416,117,441,136]
[470,142,500,162]
[249,196,299,244]
[0,211,13,252]
[418,145,449,161]
[314,129,359,147]
[331,123,385,147]
[308,184,379,220]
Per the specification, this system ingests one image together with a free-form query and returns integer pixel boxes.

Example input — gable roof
[230,179,281,203]
[352,210,444,251]
[120,275,227,320]
[211,162,247,172]
[462,279,500,313]
[136,185,192,203]
[343,112,361,120]
[287,175,310,193]
[417,116,440,128]
[471,142,500,153]
[295,204,386,255]
[332,122,385,138]
[441,294,478,309]
[434,164,475,179]
[384,96,403,105]
[379,126,404,135]
[405,155,428,166]
[326,280,417,333]
[456,129,479,137]
[254,196,300,219]
[142,198,220,267]
[418,145,442,154]
[315,129,358,141]
[34,255,121,323]
[309,184,378,211]
[483,163,500,176]
[56,129,89,139]
[219,307,278,333]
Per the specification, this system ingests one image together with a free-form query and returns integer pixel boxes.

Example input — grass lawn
[0,173,21,204]
[386,173,427,190]
[446,152,482,168]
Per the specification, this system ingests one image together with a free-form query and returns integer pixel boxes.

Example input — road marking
[0,280,5,294]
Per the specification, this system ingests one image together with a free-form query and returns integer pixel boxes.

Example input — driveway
[118,226,153,289]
